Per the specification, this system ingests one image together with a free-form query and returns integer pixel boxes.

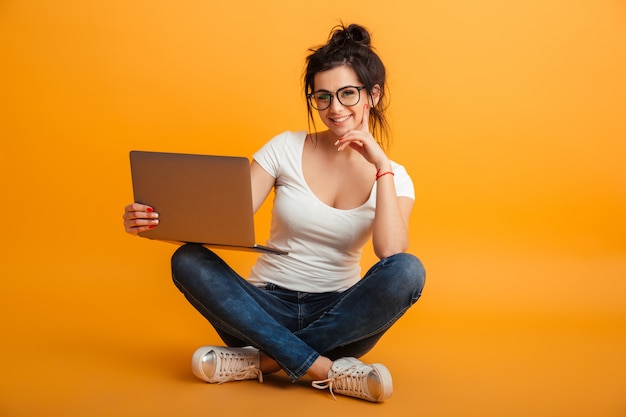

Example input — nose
[328,94,345,111]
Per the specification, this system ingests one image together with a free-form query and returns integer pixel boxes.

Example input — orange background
[1,1,625,416]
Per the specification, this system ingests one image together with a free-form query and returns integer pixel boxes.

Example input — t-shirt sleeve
[392,163,416,200]
[252,132,289,178]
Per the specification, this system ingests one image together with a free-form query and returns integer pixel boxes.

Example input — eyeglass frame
[306,85,367,110]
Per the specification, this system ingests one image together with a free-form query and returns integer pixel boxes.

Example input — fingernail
[149,225,156,229]
[365,104,369,110]
[147,207,153,212]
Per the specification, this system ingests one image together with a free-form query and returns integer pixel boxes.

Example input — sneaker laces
[216,351,263,384]
[312,363,365,400]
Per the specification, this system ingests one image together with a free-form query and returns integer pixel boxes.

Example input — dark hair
[304,23,390,150]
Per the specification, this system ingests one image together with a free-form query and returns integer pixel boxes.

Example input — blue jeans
[171,243,425,381]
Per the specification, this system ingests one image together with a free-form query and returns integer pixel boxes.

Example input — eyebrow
[313,85,359,93]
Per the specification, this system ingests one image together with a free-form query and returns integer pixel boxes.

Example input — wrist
[374,161,392,172]
[375,168,394,181]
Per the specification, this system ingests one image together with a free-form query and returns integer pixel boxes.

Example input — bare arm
[371,173,413,258]
[250,160,275,213]
[337,105,413,259]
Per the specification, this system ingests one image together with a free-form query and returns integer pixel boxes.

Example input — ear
[369,84,381,106]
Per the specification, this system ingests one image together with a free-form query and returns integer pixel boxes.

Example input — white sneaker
[191,346,263,384]
[312,357,393,402]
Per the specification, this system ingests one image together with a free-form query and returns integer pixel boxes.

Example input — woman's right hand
[123,203,159,235]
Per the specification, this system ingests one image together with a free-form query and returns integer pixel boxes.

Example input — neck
[310,130,338,149]
[311,131,361,162]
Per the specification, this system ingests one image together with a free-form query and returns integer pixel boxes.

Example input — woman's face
[312,65,375,139]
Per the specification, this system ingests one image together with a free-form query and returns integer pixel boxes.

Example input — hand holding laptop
[123,202,160,235]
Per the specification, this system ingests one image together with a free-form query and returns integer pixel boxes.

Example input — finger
[348,141,365,153]
[360,103,370,132]
[126,202,154,213]
[123,203,157,219]
[123,210,157,221]
[125,225,156,235]
[128,217,159,227]
[125,218,159,234]
[336,136,364,152]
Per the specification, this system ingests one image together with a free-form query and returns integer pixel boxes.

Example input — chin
[330,126,352,138]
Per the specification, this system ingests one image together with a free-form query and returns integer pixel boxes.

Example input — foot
[191,346,263,384]
[311,357,393,402]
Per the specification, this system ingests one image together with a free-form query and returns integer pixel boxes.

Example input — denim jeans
[171,243,425,381]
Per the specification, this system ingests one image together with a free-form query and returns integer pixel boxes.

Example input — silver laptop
[129,150,287,255]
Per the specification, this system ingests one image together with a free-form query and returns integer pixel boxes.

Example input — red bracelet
[376,169,394,180]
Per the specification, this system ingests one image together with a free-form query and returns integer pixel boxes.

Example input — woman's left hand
[335,104,390,169]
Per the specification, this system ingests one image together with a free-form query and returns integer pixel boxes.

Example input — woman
[123,23,425,403]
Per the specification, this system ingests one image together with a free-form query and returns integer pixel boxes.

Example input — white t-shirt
[248,131,415,293]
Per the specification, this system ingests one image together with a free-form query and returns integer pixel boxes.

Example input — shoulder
[255,130,305,154]
[253,130,307,176]
[269,130,306,147]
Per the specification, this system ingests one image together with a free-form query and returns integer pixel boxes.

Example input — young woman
[123,23,425,402]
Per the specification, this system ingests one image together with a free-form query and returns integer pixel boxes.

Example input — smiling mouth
[330,115,351,123]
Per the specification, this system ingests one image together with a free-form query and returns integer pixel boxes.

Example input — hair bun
[331,23,371,47]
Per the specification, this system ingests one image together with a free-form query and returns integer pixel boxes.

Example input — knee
[171,243,199,268]
[171,243,210,283]
[387,253,426,301]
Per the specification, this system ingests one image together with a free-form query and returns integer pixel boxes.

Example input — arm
[337,105,413,259]
[250,160,276,213]
[371,170,413,258]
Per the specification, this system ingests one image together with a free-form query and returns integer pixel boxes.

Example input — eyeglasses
[307,86,366,110]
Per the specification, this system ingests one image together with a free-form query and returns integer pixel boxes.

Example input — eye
[315,92,331,100]
[340,88,357,98]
